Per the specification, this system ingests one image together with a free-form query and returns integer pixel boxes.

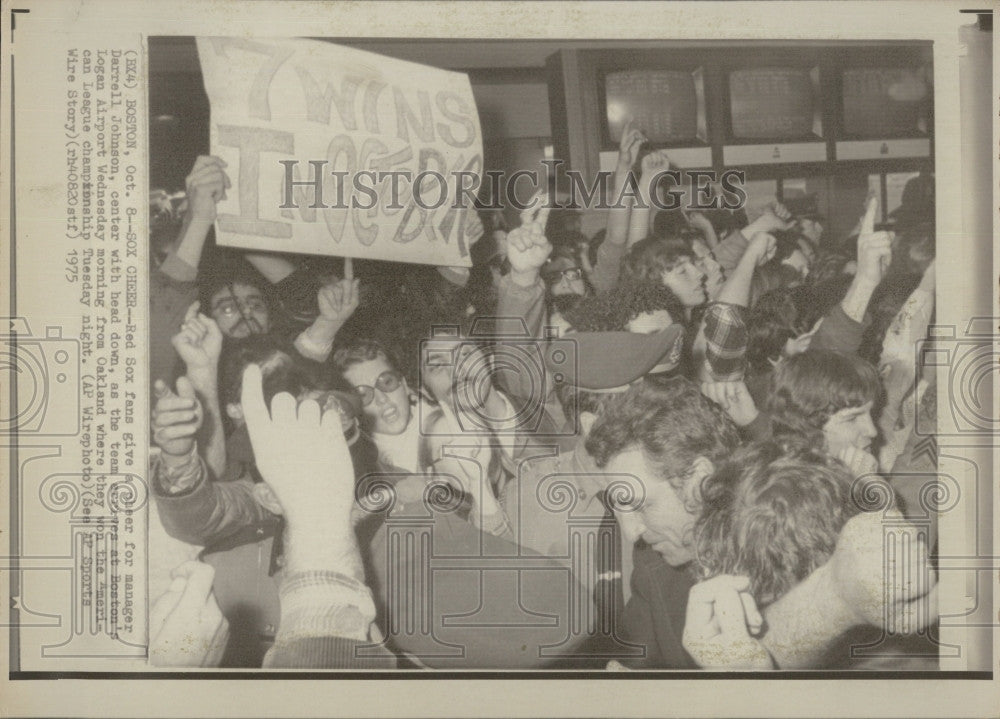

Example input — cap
[548,323,685,391]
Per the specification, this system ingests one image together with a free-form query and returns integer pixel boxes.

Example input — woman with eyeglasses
[333,339,422,473]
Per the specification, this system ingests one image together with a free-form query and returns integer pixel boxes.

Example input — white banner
[196,36,483,266]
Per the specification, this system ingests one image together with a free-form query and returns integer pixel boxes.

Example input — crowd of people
[147,121,939,670]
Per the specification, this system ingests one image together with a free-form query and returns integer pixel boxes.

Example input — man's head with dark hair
[695,439,860,606]
[651,209,689,240]
[765,349,881,456]
[561,280,684,335]
[746,289,804,374]
[809,252,854,289]
[623,238,707,310]
[771,228,815,280]
[750,261,804,308]
[200,261,272,339]
[585,377,740,566]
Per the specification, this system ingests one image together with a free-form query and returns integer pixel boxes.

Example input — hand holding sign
[197,37,482,268]
[185,155,230,225]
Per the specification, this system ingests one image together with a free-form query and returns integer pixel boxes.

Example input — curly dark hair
[586,376,740,491]
[746,289,801,374]
[562,280,685,333]
[764,350,882,445]
[621,237,694,286]
[694,438,861,606]
[218,334,313,409]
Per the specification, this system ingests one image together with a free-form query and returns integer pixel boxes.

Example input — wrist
[186,367,218,391]
[284,522,362,580]
[851,273,880,293]
[309,316,342,340]
[509,268,540,288]
[181,217,214,242]
[736,409,760,428]
[160,442,198,463]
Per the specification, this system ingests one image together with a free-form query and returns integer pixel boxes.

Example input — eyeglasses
[547,267,583,283]
[211,297,268,318]
[353,370,404,406]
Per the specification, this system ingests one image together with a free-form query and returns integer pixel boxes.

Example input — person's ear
[226,402,244,422]
[684,456,715,504]
[252,483,284,516]
[579,411,597,438]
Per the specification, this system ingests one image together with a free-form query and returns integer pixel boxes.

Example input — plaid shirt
[702,302,748,381]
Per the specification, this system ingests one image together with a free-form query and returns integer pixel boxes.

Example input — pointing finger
[183,301,201,323]
[860,195,879,237]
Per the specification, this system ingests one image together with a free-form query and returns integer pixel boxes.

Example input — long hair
[765,350,882,444]
[695,438,860,605]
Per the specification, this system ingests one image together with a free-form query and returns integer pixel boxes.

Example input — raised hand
[640,148,671,178]
[617,118,647,170]
[753,203,795,234]
[782,318,823,358]
[745,232,778,267]
[317,273,361,330]
[829,510,938,632]
[240,364,355,526]
[151,376,203,458]
[770,201,792,223]
[505,191,552,278]
[856,195,893,287]
[185,155,230,225]
[640,148,672,200]
[682,575,771,670]
[171,301,223,374]
[700,381,759,427]
[149,561,229,667]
